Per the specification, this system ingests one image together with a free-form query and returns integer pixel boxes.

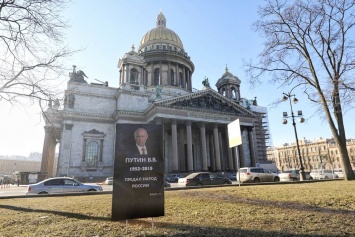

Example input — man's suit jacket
[123,143,160,158]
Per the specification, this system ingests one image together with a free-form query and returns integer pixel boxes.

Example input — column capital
[155,117,162,124]
[198,122,206,128]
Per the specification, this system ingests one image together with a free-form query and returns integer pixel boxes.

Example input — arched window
[222,88,226,96]
[86,141,99,167]
[154,68,160,85]
[130,68,139,85]
[231,87,237,99]
[179,72,183,87]
[170,69,175,85]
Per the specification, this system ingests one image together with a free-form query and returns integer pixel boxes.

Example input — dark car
[26,177,103,195]
[166,174,184,182]
[178,172,232,187]
[164,181,171,188]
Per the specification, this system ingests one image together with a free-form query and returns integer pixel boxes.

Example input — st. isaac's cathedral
[40,12,271,180]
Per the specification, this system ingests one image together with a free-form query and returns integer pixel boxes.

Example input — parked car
[164,181,171,188]
[178,172,232,187]
[105,177,113,185]
[166,174,184,182]
[237,167,280,183]
[279,170,299,181]
[279,170,313,181]
[334,169,344,178]
[310,169,338,179]
[228,172,237,180]
[304,172,313,180]
[26,177,103,195]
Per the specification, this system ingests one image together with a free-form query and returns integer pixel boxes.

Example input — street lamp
[282,92,306,181]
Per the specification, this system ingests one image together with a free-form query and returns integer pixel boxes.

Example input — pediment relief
[154,89,254,117]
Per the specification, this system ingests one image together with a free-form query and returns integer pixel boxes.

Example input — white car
[334,169,344,178]
[237,167,280,183]
[105,177,113,185]
[26,177,103,195]
[279,170,313,181]
[310,169,338,180]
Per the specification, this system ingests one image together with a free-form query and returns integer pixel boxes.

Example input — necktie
[141,148,146,155]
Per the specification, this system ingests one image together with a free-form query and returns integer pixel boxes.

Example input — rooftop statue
[53,98,60,110]
[69,65,88,83]
[48,98,53,108]
[202,77,210,88]
[156,84,163,99]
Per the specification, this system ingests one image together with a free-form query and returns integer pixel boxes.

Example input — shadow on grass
[235,197,354,216]
[0,204,110,221]
[0,204,346,237]
[187,192,355,216]
[125,219,337,237]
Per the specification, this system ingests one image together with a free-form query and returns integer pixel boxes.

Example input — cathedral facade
[40,12,270,181]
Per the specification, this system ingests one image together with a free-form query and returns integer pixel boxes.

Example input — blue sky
[1,0,355,156]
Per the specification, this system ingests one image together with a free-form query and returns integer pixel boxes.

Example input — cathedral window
[231,87,237,99]
[179,72,183,87]
[221,88,226,96]
[170,69,175,85]
[130,68,139,85]
[154,68,160,85]
[86,141,99,167]
[82,129,105,169]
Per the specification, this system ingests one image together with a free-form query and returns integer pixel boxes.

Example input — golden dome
[139,12,184,51]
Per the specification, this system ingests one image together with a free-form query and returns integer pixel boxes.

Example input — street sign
[228,119,242,148]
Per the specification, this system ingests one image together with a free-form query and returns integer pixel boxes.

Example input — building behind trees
[267,138,355,172]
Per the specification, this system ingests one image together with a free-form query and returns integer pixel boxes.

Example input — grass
[1,180,355,237]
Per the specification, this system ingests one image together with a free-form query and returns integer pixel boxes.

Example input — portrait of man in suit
[134,127,149,155]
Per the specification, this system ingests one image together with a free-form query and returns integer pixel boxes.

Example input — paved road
[169,180,240,188]
[0,181,241,197]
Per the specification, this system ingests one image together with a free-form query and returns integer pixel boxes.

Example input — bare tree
[0,0,74,107]
[246,0,355,180]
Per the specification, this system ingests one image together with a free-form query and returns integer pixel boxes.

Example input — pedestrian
[17,179,20,186]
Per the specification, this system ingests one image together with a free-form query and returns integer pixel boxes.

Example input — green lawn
[1,181,355,236]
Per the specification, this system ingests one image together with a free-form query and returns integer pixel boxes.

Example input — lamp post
[282,92,306,181]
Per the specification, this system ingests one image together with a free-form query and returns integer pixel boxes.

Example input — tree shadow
[122,219,337,237]
[0,204,110,221]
